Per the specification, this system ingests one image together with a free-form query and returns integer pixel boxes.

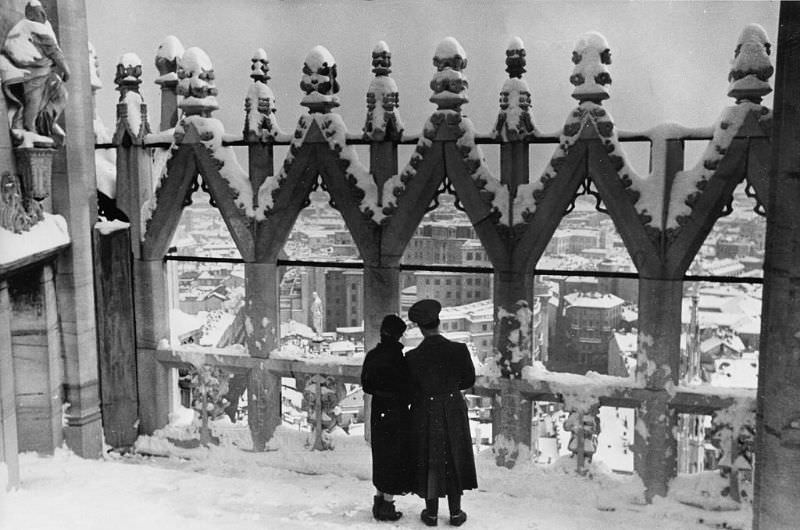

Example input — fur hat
[408,299,441,327]
[380,314,407,339]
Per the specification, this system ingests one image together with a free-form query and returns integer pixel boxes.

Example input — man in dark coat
[406,299,477,527]
[361,314,412,521]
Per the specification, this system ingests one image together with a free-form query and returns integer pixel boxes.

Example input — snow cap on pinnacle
[251,48,270,82]
[156,35,184,61]
[373,41,390,55]
[117,52,142,69]
[570,31,612,103]
[115,52,143,89]
[433,37,467,70]
[180,47,214,75]
[305,45,336,72]
[728,23,773,102]
[508,36,525,51]
[505,36,527,79]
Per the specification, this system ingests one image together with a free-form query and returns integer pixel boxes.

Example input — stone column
[245,262,281,450]
[492,268,533,467]
[634,277,682,500]
[45,0,103,458]
[363,261,401,350]
[0,280,19,489]
[754,4,800,528]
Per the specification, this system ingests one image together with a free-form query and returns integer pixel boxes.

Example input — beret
[380,314,407,338]
[408,299,441,326]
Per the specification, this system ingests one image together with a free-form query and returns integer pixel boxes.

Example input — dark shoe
[377,500,403,522]
[449,510,467,526]
[421,508,438,526]
[372,495,382,520]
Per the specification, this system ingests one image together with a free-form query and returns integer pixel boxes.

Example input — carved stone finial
[495,37,535,141]
[505,36,526,78]
[244,48,282,142]
[371,40,392,76]
[429,37,469,111]
[570,31,612,103]
[300,45,340,113]
[364,41,403,141]
[0,0,70,143]
[250,48,270,83]
[0,172,34,234]
[155,35,184,87]
[114,53,143,99]
[728,23,773,103]
[177,47,219,117]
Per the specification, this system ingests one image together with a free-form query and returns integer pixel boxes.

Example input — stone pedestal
[14,146,55,220]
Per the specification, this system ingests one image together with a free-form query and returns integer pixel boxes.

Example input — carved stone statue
[0,1,70,143]
[0,172,32,233]
[311,291,324,336]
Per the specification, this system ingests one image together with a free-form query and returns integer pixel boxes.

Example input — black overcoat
[405,334,478,499]
[361,338,413,495]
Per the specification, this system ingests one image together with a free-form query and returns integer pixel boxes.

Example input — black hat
[380,314,407,339]
[408,299,441,327]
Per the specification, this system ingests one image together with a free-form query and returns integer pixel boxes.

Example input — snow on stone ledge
[94,218,130,235]
[0,213,70,265]
[270,343,364,365]
[519,360,640,412]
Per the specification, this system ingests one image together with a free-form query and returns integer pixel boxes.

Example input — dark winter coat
[361,338,413,495]
[405,334,478,499]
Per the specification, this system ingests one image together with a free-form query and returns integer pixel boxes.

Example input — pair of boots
[421,496,467,527]
[372,495,402,522]
[420,509,467,527]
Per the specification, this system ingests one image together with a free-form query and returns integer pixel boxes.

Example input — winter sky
[86,0,780,142]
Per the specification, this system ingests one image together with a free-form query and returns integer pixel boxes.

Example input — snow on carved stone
[157,35,184,61]
[456,118,510,225]
[255,117,312,218]
[435,37,466,62]
[155,35,184,84]
[178,47,218,114]
[122,90,143,138]
[571,31,611,102]
[728,23,773,100]
[373,40,389,55]
[315,113,383,223]
[305,45,335,72]
[507,36,524,51]
[117,52,142,75]
[180,115,254,216]
[666,102,760,230]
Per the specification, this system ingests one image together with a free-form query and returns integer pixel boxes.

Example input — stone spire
[728,23,773,103]
[244,48,282,141]
[495,36,535,141]
[114,52,143,100]
[429,37,469,111]
[300,45,340,113]
[363,41,403,141]
[114,52,149,142]
[570,31,612,104]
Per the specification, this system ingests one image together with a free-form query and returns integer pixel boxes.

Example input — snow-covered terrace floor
[0,425,751,530]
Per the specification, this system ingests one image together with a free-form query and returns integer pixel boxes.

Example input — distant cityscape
[168,186,764,389]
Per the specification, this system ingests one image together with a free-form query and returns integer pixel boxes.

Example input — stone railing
[97,24,771,502]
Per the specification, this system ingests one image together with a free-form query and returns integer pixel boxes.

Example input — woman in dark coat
[405,299,477,527]
[361,314,412,522]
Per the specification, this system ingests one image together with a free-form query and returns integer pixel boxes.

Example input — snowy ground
[0,422,751,530]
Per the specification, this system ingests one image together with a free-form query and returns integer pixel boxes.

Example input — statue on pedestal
[311,291,324,337]
[1,0,70,145]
